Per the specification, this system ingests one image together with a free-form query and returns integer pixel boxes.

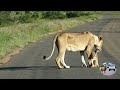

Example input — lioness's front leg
[95,59,99,67]
[80,51,87,67]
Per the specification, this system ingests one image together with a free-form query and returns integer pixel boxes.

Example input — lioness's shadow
[0,66,58,71]
[0,65,85,71]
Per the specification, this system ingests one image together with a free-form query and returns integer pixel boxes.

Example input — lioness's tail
[43,33,60,60]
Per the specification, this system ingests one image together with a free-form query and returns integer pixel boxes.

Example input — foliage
[42,11,66,19]
[66,11,91,18]
[0,11,94,27]
[0,11,43,27]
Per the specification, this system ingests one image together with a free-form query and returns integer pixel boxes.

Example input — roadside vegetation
[93,11,120,15]
[0,11,102,63]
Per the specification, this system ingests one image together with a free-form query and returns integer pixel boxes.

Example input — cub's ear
[98,35,103,40]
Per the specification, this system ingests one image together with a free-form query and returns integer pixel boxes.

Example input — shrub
[42,11,66,19]
[66,11,91,18]
[0,11,12,26]
[66,11,80,18]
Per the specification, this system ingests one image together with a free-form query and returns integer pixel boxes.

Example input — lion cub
[88,51,99,67]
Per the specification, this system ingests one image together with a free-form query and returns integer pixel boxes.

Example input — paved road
[0,15,120,79]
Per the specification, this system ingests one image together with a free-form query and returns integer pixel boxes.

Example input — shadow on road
[0,66,58,71]
[0,66,84,71]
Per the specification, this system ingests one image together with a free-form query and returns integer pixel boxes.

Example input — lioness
[44,31,103,69]
[88,50,99,67]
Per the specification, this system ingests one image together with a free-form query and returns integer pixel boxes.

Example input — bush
[18,14,32,23]
[66,11,80,18]
[0,11,92,27]
[66,11,91,18]
[31,12,39,19]
[79,12,91,16]
[0,11,12,26]
[42,11,66,19]
[0,11,36,26]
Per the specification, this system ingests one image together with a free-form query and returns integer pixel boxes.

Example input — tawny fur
[88,51,99,68]
[44,31,103,69]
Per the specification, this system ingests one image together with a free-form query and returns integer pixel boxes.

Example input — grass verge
[0,14,102,64]
[94,11,120,15]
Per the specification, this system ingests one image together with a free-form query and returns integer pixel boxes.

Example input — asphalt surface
[0,15,120,79]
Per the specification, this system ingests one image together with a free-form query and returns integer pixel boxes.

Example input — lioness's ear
[98,35,103,40]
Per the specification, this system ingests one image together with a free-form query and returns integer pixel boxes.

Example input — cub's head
[94,35,103,52]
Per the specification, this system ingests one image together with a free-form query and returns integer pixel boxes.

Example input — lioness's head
[94,36,103,52]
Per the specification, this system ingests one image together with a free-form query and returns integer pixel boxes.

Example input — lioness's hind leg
[56,57,64,69]
[60,51,70,69]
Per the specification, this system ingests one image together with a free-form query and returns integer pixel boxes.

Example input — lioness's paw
[97,65,99,67]
[91,65,95,68]
[82,64,88,67]
[58,66,64,69]
[65,66,70,68]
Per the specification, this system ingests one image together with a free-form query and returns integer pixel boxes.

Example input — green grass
[94,11,120,15]
[0,14,102,58]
